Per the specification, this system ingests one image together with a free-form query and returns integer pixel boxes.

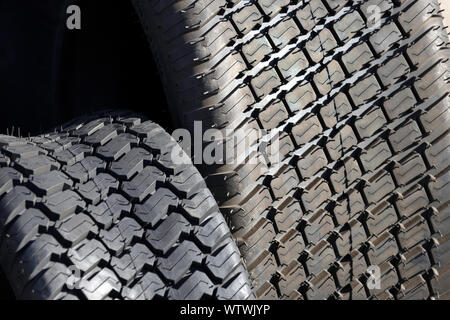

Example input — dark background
[0,0,170,299]
[0,0,171,137]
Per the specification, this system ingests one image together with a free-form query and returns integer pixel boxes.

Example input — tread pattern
[0,112,253,300]
[133,0,450,299]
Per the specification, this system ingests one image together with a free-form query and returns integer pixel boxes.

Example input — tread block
[430,202,450,236]
[129,120,164,139]
[146,213,191,254]
[334,219,366,256]
[194,214,231,250]
[258,99,289,130]
[84,123,124,146]
[399,0,442,33]
[333,10,365,42]
[415,59,450,100]
[369,21,402,55]
[0,208,51,266]
[291,115,322,146]
[396,274,429,300]
[394,153,427,186]
[122,166,165,202]
[363,170,395,204]
[296,146,328,179]
[277,48,309,81]
[206,237,242,281]
[0,167,23,196]
[301,178,332,213]
[110,148,153,180]
[169,270,214,300]
[270,165,300,199]
[390,120,422,153]
[55,213,98,246]
[45,190,85,220]
[4,144,45,160]
[250,68,281,100]
[305,29,338,63]
[79,267,121,300]
[377,54,410,87]
[339,279,366,300]
[89,193,131,229]
[326,125,357,161]
[68,238,110,273]
[286,82,316,113]
[341,43,374,75]
[398,215,430,250]
[21,262,70,300]
[303,209,334,245]
[398,245,430,280]
[157,241,203,282]
[247,249,277,291]
[122,272,165,300]
[78,173,119,205]
[384,88,417,120]
[216,266,254,300]
[170,166,206,198]
[30,170,72,196]
[368,261,398,296]
[96,133,138,161]
[182,188,218,223]
[73,118,109,137]
[268,17,300,50]
[64,156,106,183]
[354,108,386,139]
[335,249,367,286]
[367,231,398,265]
[240,217,275,260]
[425,131,450,170]
[320,93,353,128]
[255,281,278,300]
[396,184,429,218]
[360,138,391,172]
[242,34,272,67]
[306,240,335,275]
[330,157,362,193]
[349,75,381,107]
[432,233,450,267]
[135,188,178,227]
[313,60,346,96]
[232,4,263,34]
[15,155,60,176]
[54,144,93,166]
[296,0,328,32]
[100,217,143,255]
[10,234,65,294]
[0,186,36,226]
[277,229,305,266]
[366,201,398,236]
[274,197,303,232]
[278,260,306,297]
[334,189,365,225]
[305,270,335,300]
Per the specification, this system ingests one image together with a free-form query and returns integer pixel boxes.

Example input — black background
[0,0,171,137]
[0,0,171,299]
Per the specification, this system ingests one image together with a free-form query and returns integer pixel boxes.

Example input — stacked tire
[133,0,450,299]
[0,111,253,300]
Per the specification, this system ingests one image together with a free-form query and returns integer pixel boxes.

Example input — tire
[0,111,253,300]
[133,0,450,299]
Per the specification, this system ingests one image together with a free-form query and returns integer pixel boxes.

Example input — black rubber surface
[0,111,253,300]
[133,0,450,299]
